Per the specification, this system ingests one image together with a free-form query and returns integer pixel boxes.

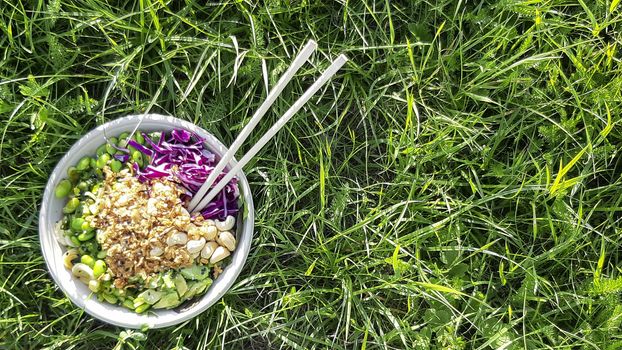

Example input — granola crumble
[89,167,214,288]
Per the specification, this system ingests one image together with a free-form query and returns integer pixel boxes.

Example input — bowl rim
[38,114,254,329]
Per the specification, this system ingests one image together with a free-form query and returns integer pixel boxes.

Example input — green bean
[71,218,85,231]
[110,159,122,172]
[96,153,111,169]
[78,231,95,241]
[63,197,80,214]
[55,179,72,198]
[96,145,107,157]
[80,255,95,267]
[76,156,91,171]
[67,166,80,183]
[93,260,107,277]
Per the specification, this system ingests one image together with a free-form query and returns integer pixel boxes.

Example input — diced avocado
[152,292,180,309]
[136,289,162,305]
[180,265,211,280]
[173,274,188,297]
[183,278,212,301]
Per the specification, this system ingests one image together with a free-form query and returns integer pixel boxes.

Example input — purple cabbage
[130,129,240,220]
[113,153,130,162]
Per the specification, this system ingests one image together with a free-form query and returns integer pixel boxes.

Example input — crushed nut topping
[90,167,212,288]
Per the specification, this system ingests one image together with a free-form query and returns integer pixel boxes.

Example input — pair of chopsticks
[188,40,348,213]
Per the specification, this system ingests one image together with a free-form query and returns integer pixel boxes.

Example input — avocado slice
[180,265,211,280]
[162,272,175,289]
[153,292,181,309]
[173,274,188,297]
[135,289,163,305]
[183,278,213,300]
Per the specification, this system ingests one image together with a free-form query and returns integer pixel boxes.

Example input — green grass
[2,0,622,348]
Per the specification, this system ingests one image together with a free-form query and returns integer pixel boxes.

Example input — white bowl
[39,114,254,329]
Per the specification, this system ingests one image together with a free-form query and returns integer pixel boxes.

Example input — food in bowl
[53,129,240,313]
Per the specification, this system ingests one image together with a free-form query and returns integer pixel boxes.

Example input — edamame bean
[76,156,91,171]
[97,250,107,259]
[123,299,135,309]
[112,287,126,298]
[67,166,80,183]
[133,132,145,145]
[96,153,111,169]
[78,231,95,241]
[70,236,81,246]
[89,157,97,169]
[82,241,97,254]
[131,151,143,167]
[103,293,118,304]
[80,255,95,267]
[80,220,92,231]
[110,159,122,172]
[96,145,107,156]
[63,197,80,214]
[118,132,130,148]
[135,303,150,313]
[71,218,85,231]
[55,179,72,198]
[93,260,107,278]
[96,144,108,157]
[77,181,88,191]
[105,137,118,154]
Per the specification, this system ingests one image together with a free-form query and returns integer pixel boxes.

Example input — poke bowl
[39,114,254,329]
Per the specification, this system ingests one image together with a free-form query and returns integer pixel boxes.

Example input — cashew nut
[216,231,236,251]
[209,246,231,264]
[215,216,235,232]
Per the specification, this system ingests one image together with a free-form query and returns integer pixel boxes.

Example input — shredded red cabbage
[128,129,239,220]
[113,153,130,162]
